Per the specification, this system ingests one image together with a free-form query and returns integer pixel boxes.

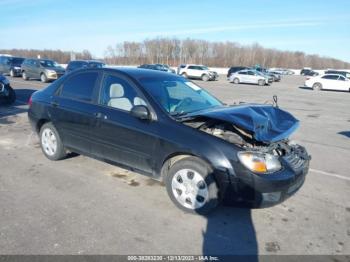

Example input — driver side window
[100,74,147,112]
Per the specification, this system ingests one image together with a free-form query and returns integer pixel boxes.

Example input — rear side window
[238,71,247,75]
[322,75,339,80]
[61,72,98,102]
[188,66,196,70]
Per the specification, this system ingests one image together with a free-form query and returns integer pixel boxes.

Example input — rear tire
[233,78,239,84]
[312,83,322,91]
[39,122,66,161]
[2,87,16,105]
[10,69,15,77]
[165,157,220,215]
[22,71,29,80]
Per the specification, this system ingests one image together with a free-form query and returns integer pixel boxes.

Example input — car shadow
[199,177,258,261]
[338,131,350,138]
[14,88,36,104]
[298,86,313,91]
[0,89,36,121]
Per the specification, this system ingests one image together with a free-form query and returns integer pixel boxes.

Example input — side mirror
[130,105,151,121]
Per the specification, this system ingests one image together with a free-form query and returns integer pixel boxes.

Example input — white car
[178,64,218,81]
[229,69,272,86]
[304,74,350,92]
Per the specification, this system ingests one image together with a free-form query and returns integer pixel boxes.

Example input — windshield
[9,58,24,66]
[40,60,59,68]
[256,71,266,76]
[140,77,222,115]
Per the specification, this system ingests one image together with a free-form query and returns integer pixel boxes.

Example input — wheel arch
[36,118,50,134]
[160,153,212,182]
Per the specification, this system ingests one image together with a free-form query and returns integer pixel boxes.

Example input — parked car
[255,67,281,82]
[227,66,249,78]
[28,68,310,214]
[138,64,175,74]
[0,56,25,77]
[267,71,282,81]
[300,69,318,76]
[178,64,218,81]
[304,74,350,92]
[324,70,350,79]
[270,68,295,75]
[21,58,65,83]
[66,60,105,74]
[229,69,273,86]
[0,75,16,104]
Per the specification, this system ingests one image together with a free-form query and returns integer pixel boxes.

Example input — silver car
[229,69,273,86]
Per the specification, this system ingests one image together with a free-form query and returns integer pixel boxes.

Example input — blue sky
[1,0,350,61]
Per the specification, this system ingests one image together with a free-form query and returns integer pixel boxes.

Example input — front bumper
[11,68,22,76]
[224,146,310,207]
[46,72,65,80]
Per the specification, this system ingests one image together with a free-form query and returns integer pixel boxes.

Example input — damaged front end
[182,104,311,207]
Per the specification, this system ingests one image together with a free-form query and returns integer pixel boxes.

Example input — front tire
[22,71,29,80]
[312,83,322,91]
[39,122,66,161]
[202,74,209,81]
[165,157,219,214]
[181,73,188,79]
[258,79,265,86]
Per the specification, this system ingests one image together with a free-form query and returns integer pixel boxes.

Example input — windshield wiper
[170,111,188,118]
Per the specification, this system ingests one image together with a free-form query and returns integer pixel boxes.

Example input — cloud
[133,20,323,38]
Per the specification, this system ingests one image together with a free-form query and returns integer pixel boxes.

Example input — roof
[76,67,182,80]
[69,60,104,63]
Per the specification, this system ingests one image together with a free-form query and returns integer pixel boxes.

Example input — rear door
[49,71,100,154]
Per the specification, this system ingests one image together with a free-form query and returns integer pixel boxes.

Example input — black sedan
[28,68,310,214]
[0,75,16,104]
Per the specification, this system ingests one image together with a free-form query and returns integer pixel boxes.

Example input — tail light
[28,96,32,106]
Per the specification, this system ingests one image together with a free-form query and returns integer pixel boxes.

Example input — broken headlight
[237,151,282,174]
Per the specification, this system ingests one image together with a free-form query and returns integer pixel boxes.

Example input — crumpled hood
[187,104,299,143]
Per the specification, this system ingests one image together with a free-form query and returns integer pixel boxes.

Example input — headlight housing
[238,151,282,174]
[46,70,56,74]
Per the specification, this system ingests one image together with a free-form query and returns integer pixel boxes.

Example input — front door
[90,73,159,174]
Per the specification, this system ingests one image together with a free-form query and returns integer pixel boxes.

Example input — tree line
[105,38,350,69]
[0,49,92,64]
[2,38,349,69]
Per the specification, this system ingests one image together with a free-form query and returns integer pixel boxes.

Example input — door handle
[51,101,59,107]
[94,112,107,120]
